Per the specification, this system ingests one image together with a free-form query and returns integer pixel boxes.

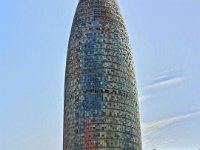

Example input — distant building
[63,0,142,149]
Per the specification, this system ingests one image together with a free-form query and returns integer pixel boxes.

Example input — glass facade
[64,0,142,149]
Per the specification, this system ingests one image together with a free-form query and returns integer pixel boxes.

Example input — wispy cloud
[139,70,185,103]
[142,69,185,90]
[144,76,185,90]
[139,94,155,102]
[142,110,200,148]
[142,110,200,132]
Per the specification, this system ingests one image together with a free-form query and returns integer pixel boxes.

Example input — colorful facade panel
[64,0,142,149]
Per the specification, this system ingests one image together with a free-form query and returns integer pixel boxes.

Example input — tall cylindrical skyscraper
[64,0,142,149]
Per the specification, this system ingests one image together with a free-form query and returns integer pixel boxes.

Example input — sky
[0,0,200,150]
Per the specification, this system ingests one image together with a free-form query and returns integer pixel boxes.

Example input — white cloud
[142,110,200,148]
[139,94,155,102]
[144,76,185,90]
[142,69,185,91]
[142,111,200,132]
[139,72,185,103]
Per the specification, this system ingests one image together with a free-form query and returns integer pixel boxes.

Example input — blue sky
[0,0,200,149]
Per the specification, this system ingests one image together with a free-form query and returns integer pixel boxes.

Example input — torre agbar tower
[64,0,142,149]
